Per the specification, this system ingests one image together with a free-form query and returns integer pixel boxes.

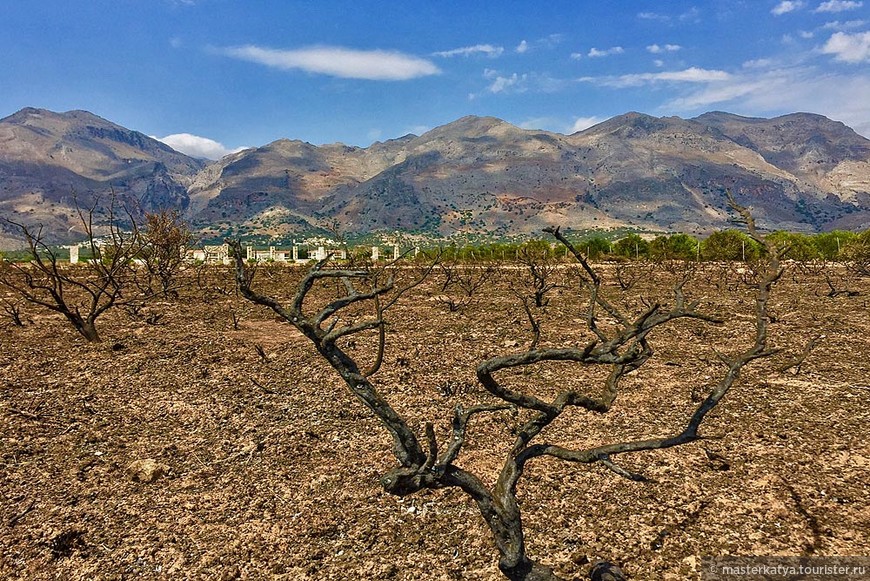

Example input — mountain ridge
[0,107,204,245]
[1,107,869,246]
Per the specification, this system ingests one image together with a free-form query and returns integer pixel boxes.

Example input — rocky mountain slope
[0,108,203,244]
[2,108,869,246]
[188,112,870,240]
[694,111,870,204]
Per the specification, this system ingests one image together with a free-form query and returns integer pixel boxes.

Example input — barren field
[1,262,868,580]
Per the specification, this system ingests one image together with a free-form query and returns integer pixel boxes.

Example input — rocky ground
[1,261,868,580]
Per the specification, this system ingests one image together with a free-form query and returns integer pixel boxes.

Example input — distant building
[188,244,231,264]
[245,243,347,263]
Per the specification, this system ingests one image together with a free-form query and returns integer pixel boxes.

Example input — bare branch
[778,335,821,374]
[423,422,438,472]
[1,192,145,342]
[437,404,514,470]
[228,238,427,468]
[515,293,541,350]
[595,453,649,482]
[226,202,783,580]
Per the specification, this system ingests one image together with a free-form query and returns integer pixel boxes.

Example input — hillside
[2,108,869,246]
[188,111,870,240]
[0,108,203,244]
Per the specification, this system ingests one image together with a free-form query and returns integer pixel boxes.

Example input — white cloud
[516,115,604,134]
[771,1,806,15]
[646,68,731,82]
[647,43,682,53]
[155,133,245,160]
[821,31,870,62]
[800,30,816,38]
[653,59,665,67]
[637,8,701,22]
[667,78,773,108]
[662,62,870,138]
[540,33,566,48]
[568,116,604,133]
[406,125,431,136]
[476,69,524,95]
[679,7,702,22]
[588,46,625,58]
[518,116,557,130]
[743,58,775,68]
[221,45,440,80]
[581,67,731,88]
[487,73,527,93]
[638,11,670,21]
[471,70,567,99]
[570,52,583,60]
[814,0,863,12]
[821,19,868,29]
[433,44,503,58]
[514,35,563,54]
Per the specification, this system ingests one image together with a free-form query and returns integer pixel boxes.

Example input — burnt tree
[515,239,560,308]
[227,197,782,580]
[434,256,498,313]
[139,209,193,298]
[0,196,143,342]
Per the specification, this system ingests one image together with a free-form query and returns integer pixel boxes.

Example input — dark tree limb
[229,195,782,580]
[437,404,514,471]
[596,453,649,482]
[778,335,820,374]
[228,239,427,468]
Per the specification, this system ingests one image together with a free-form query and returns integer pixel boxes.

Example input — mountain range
[2,106,869,246]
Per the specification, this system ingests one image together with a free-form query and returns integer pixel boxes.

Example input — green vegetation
[813,230,857,260]
[612,233,650,259]
[4,226,870,266]
[701,230,764,261]
[408,227,870,265]
[764,231,820,261]
[649,233,699,261]
[845,229,870,275]
[575,236,611,259]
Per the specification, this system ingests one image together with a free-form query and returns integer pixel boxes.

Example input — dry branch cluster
[0,197,192,342]
[222,197,785,580]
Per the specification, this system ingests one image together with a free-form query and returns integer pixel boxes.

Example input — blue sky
[2,0,869,158]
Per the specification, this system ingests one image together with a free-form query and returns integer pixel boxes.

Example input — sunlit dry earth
[1,262,868,580]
